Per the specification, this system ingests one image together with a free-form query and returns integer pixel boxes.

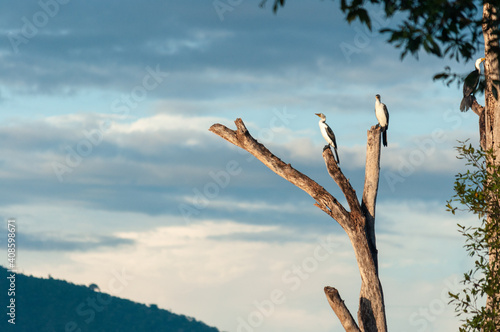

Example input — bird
[315,113,340,164]
[460,57,485,112]
[375,94,389,147]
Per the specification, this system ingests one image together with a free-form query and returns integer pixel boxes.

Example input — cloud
[28,219,355,331]
[0,227,133,252]
[0,0,454,107]
[0,1,347,94]
[0,110,469,226]
[13,202,464,332]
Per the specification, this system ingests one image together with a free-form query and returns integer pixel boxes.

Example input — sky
[0,1,488,331]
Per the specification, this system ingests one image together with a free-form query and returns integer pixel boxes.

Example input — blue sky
[0,1,486,331]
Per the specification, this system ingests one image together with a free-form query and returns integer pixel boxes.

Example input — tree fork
[209,119,387,331]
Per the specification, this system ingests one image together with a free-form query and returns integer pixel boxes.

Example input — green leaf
[357,8,372,31]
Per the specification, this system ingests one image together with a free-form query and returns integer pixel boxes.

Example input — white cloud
[109,113,223,135]
[17,218,357,331]
[10,199,469,332]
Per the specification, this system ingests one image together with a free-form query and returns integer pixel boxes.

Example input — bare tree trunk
[483,2,500,153]
[210,119,387,331]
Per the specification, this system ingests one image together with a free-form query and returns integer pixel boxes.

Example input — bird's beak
[481,57,486,62]
[315,113,321,117]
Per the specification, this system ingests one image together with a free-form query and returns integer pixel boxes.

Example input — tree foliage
[260,0,500,84]
[447,142,500,331]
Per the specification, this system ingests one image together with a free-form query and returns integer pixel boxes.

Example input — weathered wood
[321,129,386,330]
[361,126,382,274]
[471,98,484,117]
[210,119,351,230]
[324,287,360,332]
[209,118,387,331]
[322,146,364,224]
[483,2,500,152]
[470,99,487,150]
[482,2,500,325]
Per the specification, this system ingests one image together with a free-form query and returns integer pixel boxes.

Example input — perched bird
[460,57,486,112]
[375,94,389,147]
[315,113,340,164]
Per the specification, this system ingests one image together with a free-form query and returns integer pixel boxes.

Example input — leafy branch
[447,142,500,331]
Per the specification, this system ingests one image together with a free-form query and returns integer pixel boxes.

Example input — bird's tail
[460,95,473,112]
[334,147,340,164]
[382,129,388,147]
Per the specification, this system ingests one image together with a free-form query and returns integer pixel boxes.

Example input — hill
[0,266,221,332]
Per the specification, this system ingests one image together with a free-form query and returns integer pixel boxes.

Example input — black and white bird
[460,57,486,112]
[375,94,389,147]
[315,113,340,164]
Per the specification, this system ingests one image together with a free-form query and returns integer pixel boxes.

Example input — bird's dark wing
[463,70,480,97]
[383,104,389,131]
[327,126,340,163]
[326,125,337,147]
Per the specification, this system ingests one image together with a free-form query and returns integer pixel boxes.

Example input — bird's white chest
[319,123,327,138]
[375,102,388,127]
[319,122,334,145]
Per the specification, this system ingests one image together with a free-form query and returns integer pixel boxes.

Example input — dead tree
[209,118,387,332]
